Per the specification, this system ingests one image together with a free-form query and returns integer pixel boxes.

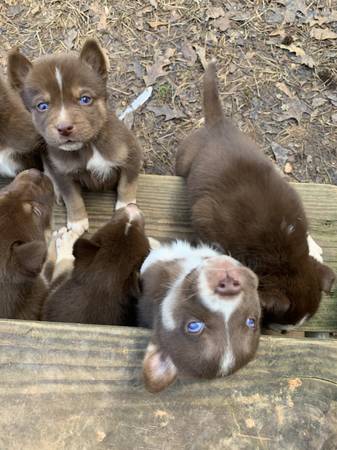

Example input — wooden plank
[0,175,336,331]
[0,319,336,450]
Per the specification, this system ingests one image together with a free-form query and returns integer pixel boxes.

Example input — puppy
[42,204,150,325]
[176,63,335,329]
[8,40,142,234]
[0,74,43,177]
[0,169,54,319]
[139,240,261,392]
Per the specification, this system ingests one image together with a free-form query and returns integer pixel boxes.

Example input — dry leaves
[213,15,230,32]
[279,43,315,68]
[282,0,307,24]
[271,142,289,166]
[64,29,77,50]
[310,28,337,41]
[206,6,225,20]
[194,45,207,70]
[181,42,197,66]
[277,98,311,123]
[144,48,175,86]
[275,82,293,98]
[147,104,186,121]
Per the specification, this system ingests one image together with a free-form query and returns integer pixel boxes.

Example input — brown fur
[42,205,150,325]
[176,63,335,327]
[138,242,261,392]
[0,169,54,319]
[0,74,43,177]
[8,40,142,231]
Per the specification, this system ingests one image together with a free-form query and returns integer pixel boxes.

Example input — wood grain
[0,174,336,331]
[0,319,336,450]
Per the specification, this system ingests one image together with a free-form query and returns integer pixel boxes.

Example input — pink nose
[57,123,74,137]
[215,274,241,296]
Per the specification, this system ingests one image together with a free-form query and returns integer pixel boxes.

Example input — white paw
[115,199,136,210]
[55,228,80,262]
[307,234,323,263]
[148,237,161,250]
[67,218,89,235]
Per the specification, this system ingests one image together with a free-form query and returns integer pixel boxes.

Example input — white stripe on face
[55,67,63,94]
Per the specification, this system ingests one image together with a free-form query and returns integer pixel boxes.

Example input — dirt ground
[0,0,336,183]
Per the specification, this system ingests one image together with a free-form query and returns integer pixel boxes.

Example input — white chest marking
[0,148,22,177]
[87,145,117,180]
[307,234,323,263]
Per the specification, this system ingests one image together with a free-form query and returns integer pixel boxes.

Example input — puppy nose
[57,123,74,137]
[215,274,241,296]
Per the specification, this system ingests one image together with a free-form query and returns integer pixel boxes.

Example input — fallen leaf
[213,15,230,32]
[206,6,225,19]
[308,11,337,26]
[181,42,197,66]
[279,44,315,68]
[277,98,311,123]
[276,82,293,98]
[64,29,78,50]
[282,0,307,24]
[284,162,293,174]
[147,104,185,121]
[310,27,337,40]
[148,19,167,29]
[271,142,289,166]
[144,48,175,86]
[194,45,207,70]
[311,97,327,108]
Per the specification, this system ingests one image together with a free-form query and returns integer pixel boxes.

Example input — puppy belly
[75,169,119,192]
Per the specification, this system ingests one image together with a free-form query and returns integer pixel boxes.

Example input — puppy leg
[52,228,80,280]
[115,168,138,210]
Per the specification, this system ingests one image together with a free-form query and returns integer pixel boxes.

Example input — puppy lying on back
[8,40,142,234]
[0,75,42,177]
[0,169,54,319]
[139,240,261,393]
[42,204,150,325]
[176,63,335,328]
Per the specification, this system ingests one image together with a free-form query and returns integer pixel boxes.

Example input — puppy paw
[55,228,80,262]
[307,234,323,263]
[115,199,136,210]
[67,218,89,235]
[148,237,161,250]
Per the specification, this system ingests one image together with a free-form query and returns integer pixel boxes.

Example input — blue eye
[246,318,256,329]
[79,95,92,106]
[36,102,49,111]
[186,321,205,334]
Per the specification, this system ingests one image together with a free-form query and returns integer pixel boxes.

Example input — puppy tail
[203,61,224,128]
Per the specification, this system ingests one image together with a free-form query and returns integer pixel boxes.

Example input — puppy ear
[259,291,290,318]
[143,340,178,393]
[316,261,335,293]
[73,238,100,260]
[12,241,47,277]
[80,40,107,80]
[7,49,32,91]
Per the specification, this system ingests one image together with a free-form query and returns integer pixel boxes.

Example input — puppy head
[143,255,261,392]
[73,204,150,292]
[8,40,108,151]
[0,169,54,280]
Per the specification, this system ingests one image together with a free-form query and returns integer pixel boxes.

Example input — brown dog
[42,204,150,325]
[176,63,335,329]
[0,74,42,177]
[0,169,54,319]
[139,240,261,392]
[8,40,142,234]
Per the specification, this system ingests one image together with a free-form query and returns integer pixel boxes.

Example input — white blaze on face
[55,67,71,125]
[55,67,63,96]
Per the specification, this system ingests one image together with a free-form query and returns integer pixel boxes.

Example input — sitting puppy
[139,240,261,392]
[0,169,54,319]
[42,204,150,325]
[176,62,335,329]
[0,74,43,177]
[8,40,142,234]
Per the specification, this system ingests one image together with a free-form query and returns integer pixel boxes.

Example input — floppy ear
[259,291,290,319]
[143,340,178,393]
[12,241,47,277]
[7,49,32,91]
[73,238,100,260]
[80,39,107,81]
[316,261,335,293]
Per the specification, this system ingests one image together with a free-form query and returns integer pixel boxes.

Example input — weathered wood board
[0,319,336,450]
[0,174,336,331]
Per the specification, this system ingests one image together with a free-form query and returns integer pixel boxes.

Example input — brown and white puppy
[42,204,150,325]
[0,169,54,319]
[176,63,335,329]
[8,40,142,234]
[139,240,261,393]
[0,74,43,177]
